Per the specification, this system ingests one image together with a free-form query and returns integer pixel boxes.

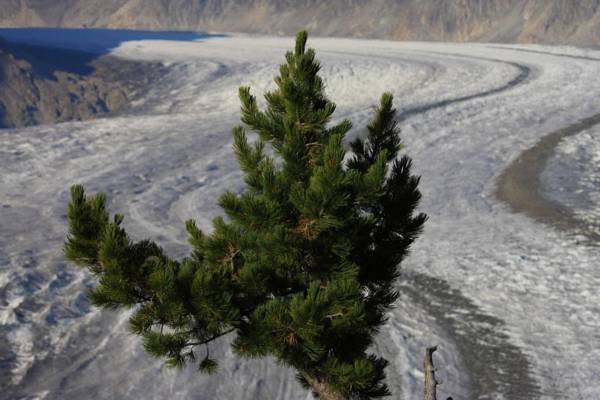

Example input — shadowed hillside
[0,36,168,128]
[0,0,598,47]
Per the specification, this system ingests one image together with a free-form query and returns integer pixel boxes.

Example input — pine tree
[65,31,426,400]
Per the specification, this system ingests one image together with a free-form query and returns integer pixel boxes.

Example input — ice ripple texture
[1,34,599,400]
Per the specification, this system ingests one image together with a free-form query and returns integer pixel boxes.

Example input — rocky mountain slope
[0,37,166,128]
[0,0,599,47]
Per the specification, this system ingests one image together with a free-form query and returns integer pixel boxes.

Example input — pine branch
[185,327,236,347]
[65,31,427,400]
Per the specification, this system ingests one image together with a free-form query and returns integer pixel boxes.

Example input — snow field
[1,33,599,399]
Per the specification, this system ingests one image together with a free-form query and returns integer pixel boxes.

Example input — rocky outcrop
[0,0,598,47]
[0,38,165,128]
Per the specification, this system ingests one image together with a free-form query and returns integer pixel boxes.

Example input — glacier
[0,31,599,400]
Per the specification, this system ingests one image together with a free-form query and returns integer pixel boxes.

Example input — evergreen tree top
[65,31,426,399]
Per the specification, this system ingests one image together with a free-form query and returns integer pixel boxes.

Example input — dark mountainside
[0,37,167,128]
[0,0,599,47]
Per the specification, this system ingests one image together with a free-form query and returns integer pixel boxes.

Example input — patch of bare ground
[495,112,600,245]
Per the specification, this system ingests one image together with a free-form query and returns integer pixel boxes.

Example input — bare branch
[185,327,236,347]
[424,346,439,400]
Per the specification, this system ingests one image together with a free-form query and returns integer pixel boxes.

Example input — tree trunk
[303,374,345,400]
[303,346,443,400]
[424,346,439,400]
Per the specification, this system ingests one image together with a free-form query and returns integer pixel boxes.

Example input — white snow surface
[1,32,599,400]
